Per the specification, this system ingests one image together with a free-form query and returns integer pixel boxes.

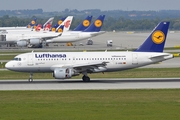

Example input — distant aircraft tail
[56,16,73,32]
[35,24,42,31]
[73,16,93,31]
[43,17,54,31]
[51,17,66,31]
[27,18,37,28]
[83,15,105,32]
[135,22,170,52]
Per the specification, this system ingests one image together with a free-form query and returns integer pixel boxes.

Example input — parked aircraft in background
[46,15,106,44]
[0,16,73,48]
[0,15,103,48]
[5,21,173,82]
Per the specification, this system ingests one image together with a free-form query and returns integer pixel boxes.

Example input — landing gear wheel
[82,75,90,82]
[28,78,33,82]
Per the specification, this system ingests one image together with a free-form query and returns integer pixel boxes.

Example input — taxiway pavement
[0,78,179,90]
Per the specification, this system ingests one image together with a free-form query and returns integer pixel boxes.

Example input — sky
[0,0,180,12]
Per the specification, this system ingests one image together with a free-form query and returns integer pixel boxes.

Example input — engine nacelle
[29,38,42,45]
[53,68,74,79]
[17,41,28,47]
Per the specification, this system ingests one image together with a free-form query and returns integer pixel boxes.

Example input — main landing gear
[82,75,90,82]
[82,72,90,82]
[28,72,33,82]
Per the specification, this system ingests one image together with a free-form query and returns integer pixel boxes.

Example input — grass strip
[0,89,180,120]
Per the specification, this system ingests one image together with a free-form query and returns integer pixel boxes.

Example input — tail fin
[51,17,66,31]
[135,22,170,52]
[73,16,93,31]
[27,18,37,28]
[35,24,42,31]
[83,15,105,32]
[56,16,73,32]
[43,17,54,31]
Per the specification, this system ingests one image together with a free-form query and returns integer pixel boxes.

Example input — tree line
[0,15,180,31]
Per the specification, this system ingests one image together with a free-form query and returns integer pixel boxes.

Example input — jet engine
[29,38,42,45]
[53,68,74,79]
[17,38,44,48]
[17,41,28,47]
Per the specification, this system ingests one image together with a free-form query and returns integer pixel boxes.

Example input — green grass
[0,90,180,120]
[0,55,15,60]
[1,68,180,79]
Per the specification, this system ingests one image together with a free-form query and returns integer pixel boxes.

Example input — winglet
[83,15,105,32]
[135,22,170,52]
[73,16,93,31]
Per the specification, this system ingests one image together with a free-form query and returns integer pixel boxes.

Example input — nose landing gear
[28,72,33,82]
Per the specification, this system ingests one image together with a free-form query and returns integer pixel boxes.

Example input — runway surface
[0,78,180,90]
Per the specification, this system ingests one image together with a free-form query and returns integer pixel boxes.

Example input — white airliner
[5,22,173,82]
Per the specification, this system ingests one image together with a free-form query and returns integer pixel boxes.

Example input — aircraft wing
[40,33,62,40]
[72,61,108,68]
[51,61,109,72]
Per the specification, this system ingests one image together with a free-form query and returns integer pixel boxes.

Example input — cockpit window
[13,58,21,61]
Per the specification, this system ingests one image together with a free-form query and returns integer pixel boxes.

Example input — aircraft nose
[5,62,12,70]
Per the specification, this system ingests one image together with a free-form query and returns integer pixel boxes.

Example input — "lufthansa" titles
[35,54,66,58]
